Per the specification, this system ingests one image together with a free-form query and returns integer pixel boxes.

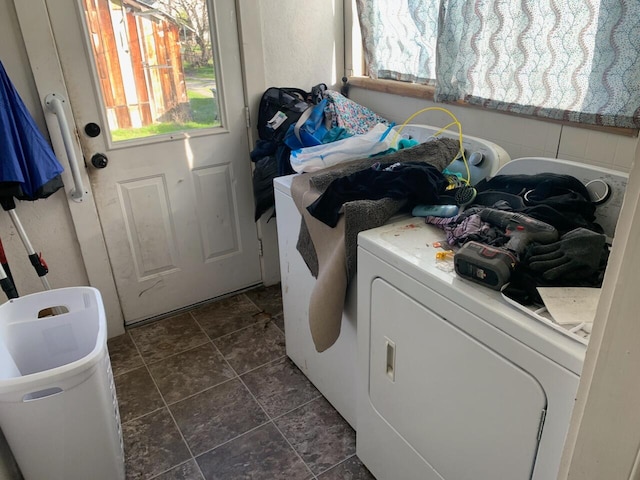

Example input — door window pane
[82,0,220,141]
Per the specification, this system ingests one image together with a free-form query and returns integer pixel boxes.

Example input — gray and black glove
[526,228,607,281]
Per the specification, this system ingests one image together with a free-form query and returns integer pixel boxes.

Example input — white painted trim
[344,0,363,77]
[235,0,267,147]
[13,0,124,338]
[235,0,280,286]
[559,142,640,478]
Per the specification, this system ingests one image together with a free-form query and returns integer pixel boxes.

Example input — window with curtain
[356,0,640,128]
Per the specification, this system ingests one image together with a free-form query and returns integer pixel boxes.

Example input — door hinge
[537,409,547,442]
[244,106,251,129]
[258,238,263,257]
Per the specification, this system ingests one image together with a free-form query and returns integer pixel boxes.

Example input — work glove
[526,228,607,281]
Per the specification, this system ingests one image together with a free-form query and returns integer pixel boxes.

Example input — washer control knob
[468,151,484,166]
[585,179,611,204]
[455,149,467,161]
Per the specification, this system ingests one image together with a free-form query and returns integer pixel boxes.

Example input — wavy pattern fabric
[356,0,640,128]
[357,0,440,84]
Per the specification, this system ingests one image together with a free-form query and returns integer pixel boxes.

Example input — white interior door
[44,0,261,323]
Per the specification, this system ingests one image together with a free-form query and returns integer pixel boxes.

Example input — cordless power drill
[454,209,558,290]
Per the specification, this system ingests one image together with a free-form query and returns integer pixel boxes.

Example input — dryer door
[369,278,547,480]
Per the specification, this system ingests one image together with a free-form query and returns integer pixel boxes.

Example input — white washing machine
[274,125,510,428]
[356,158,627,480]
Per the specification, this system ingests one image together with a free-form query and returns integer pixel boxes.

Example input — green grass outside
[187,90,217,123]
[111,90,219,142]
[183,64,215,80]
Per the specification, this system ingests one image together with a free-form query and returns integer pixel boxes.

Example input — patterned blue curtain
[356,0,640,128]
[356,0,440,85]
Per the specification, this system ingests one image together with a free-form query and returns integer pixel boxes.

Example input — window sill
[347,76,638,138]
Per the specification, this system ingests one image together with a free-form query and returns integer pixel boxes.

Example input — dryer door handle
[385,337,396,382]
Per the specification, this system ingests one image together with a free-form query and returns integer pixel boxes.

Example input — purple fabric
[425,213,490,245]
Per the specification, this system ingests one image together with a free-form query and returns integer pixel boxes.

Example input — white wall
[349,88,638,172]
[558,140,640,479]
[260,0,344,89]
[0,0,89,297]
[247,0,345,286]
[1,1,90,475]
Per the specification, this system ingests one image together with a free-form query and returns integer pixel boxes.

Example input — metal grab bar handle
[44,93,86,202]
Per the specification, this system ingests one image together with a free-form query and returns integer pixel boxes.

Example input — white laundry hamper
[0,287,124,480]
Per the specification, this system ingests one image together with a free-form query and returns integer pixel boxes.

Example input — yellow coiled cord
[392,107,470,185]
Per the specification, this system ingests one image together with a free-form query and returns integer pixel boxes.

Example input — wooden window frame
[348,76,639,138]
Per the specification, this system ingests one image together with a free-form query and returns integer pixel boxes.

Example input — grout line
[231,351,288,376]
[242,287,284,314]
[193,419,273,458]
[267,395,358,477]
[123,284,264,331]
[111,364,142,378]
[203,314,273,343]
[271,313,285,335]
[211,338,239,376]
[146,459,198,480]
[243,292,263,312]
[237,354,288,376]
[126,320,210,366]
[144,359,206,479]
[234,372,317,480]
[191,310,267,344]
[214,336,315,478]
[142,339,211,367]
[162,376,238,407]
[182,340,314,476]
[115,336,236,409]
[109,332,145,378]
[268,417,319,480]
[116,294,294,479]
[121,330,205,479]
[314,453,359,477]
[268,395,324,423]
[150,340,210,365]
[119,405,167,425]
[154,342,286,406]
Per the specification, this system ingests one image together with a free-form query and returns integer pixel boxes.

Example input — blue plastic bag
[283,98,329,150]
[289,123,396,173]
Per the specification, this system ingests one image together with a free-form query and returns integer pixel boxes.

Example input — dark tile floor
[107,284,375,480]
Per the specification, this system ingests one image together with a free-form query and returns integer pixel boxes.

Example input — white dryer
[356,159,627,480]
[274,125,510,428]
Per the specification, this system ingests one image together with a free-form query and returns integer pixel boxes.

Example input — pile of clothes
[251,87,388,221]
[423,173,609,306]
[292,137,460,352]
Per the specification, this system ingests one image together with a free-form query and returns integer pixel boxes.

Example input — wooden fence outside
[83,0,188,131]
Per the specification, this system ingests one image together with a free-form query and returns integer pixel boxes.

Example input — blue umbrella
[0,60,63,205]
[0,60,65,298]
